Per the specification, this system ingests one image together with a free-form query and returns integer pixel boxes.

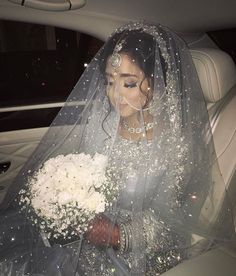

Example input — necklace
[122,119,155,134]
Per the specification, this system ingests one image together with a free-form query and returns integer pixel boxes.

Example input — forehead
[106,53,144,77]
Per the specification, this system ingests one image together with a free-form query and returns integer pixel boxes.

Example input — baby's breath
[20,153,117,239]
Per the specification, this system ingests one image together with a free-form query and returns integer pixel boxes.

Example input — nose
[113,82,127,105]
[108,81,123,104]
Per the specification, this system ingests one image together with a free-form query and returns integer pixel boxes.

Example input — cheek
[125,89,147,106]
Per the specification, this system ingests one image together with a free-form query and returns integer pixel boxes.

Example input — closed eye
[124,82,137,88]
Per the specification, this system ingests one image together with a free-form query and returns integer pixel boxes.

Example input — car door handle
[0,161,11,174]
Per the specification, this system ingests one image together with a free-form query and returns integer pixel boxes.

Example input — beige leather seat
[162,48,236,276]
[191,48,236,229]
[191,48,236,188]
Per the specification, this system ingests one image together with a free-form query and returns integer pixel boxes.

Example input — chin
[113,103,138,118]
[119,109,138,118]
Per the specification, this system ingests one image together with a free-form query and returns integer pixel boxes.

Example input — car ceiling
[0,0,236,40]
[84,0,236,31]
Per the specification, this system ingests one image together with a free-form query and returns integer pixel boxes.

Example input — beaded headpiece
[110,39,125,68]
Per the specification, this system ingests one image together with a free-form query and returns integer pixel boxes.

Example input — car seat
[162,48,236,275]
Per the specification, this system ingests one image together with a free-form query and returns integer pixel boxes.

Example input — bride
[0,22,233,275]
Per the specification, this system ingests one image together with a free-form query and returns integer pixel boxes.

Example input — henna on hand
[85,215,120,249]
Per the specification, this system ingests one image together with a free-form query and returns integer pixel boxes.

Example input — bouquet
[19,153,118,239]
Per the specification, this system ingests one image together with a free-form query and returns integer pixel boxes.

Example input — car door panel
[0,127,47,203]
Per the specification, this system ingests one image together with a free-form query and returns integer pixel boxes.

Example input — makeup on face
[105,53,150,118]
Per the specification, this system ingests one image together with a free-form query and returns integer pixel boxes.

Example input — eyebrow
[105,72,138,78]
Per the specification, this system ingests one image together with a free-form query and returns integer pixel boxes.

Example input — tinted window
[208,29,236,64]
[0,20,104,131]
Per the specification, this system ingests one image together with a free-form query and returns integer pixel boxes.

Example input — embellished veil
[0,22,234,275]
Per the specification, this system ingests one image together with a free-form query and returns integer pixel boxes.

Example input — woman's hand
[85,214,120,249]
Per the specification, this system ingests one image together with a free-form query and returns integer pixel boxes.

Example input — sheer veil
[0,22,234,275]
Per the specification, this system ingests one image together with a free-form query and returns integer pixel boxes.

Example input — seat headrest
[191,48,236,103]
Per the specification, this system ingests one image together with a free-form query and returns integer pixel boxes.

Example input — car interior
[0,0,236,275]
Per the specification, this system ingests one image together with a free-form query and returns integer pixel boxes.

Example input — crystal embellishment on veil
[1,21,233,276]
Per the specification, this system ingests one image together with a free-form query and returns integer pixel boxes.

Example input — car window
[208,28,236,64]
[0,20,104,131]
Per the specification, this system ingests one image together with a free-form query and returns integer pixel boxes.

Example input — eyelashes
[104,80,138,89]
[124,82,137,88]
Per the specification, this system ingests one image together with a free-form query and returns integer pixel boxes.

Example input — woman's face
[105,53,150,118]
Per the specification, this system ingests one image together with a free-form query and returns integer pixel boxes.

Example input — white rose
[57,191,73,205]
[83,191,105,213]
